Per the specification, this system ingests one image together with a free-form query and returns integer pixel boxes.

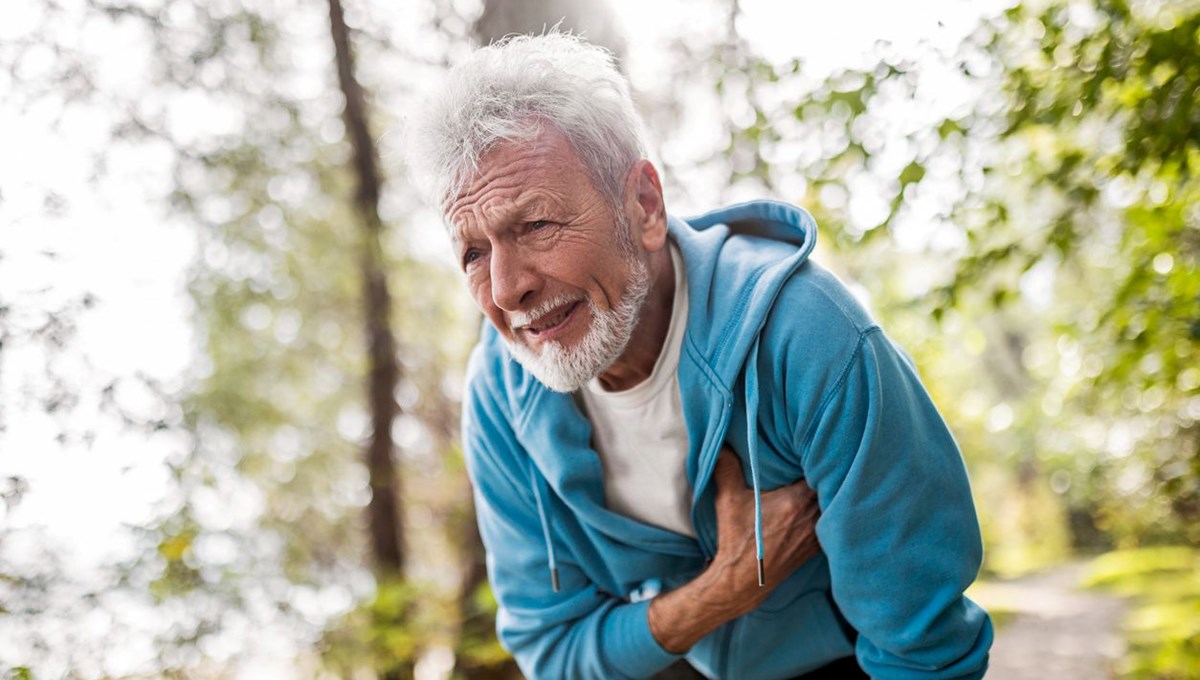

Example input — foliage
[454,582,513,673]
[115,0,482,673]
[1085,547,1200,679]
[3,0,481,675]
[677,0,1200,568]
[976,0,1200,548]
[320,577,458,677]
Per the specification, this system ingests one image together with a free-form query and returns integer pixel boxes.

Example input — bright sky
[614,0,998,75]
[0,0,1005,675]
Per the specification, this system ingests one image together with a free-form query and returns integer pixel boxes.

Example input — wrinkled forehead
[443,128,590,234]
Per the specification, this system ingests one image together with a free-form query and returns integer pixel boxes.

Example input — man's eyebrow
[450,194,558,244]
[483,196,556,230]
[506,195,552,221]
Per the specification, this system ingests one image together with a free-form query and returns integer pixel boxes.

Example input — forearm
[646,566,743,653]
[649,451,821,653]
[647,537,792,653]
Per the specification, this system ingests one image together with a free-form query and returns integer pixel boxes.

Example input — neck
[595,246,675,392]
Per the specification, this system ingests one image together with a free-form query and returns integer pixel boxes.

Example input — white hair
[404,31,648,218]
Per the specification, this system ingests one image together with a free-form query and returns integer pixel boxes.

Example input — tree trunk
[472,0,626,59]
[325,0,407,677]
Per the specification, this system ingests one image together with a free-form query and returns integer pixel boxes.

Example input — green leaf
[899,161,925,187]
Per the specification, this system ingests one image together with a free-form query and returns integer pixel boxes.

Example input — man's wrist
[647,562,744,653]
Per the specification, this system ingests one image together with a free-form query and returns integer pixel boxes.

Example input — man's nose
[490,246,540,312]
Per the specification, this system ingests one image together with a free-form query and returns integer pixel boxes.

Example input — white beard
[506,255,651,393]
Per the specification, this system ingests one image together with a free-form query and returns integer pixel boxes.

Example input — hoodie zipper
[691,396,733,559]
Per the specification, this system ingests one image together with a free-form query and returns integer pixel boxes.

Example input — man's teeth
[530,307,571,332]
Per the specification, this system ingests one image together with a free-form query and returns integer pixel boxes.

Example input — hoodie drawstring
[745,337,766,586]
[530,467,560,592]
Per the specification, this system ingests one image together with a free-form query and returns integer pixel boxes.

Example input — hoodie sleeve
[792,326,993,680]
[461,365,681,680]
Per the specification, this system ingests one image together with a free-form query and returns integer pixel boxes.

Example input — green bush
[1085,548,1200,679]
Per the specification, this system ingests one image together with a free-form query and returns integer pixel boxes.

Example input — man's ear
[624,160,667,252]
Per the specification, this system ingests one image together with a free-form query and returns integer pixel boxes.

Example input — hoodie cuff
[608,599,683,678]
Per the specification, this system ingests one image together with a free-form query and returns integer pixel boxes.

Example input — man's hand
[707,447,821,616]
[648,446,821,653]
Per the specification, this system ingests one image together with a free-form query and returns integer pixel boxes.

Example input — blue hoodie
[461,200,993,679]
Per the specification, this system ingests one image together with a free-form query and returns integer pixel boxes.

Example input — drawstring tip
[551,567,560,593]
[757,557,765,587]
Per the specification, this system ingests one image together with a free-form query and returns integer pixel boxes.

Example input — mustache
[509,294,584,329]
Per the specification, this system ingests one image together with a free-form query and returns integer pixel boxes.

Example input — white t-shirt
[578,242,694,537]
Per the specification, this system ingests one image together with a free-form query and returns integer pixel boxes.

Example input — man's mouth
[520,301,582,337]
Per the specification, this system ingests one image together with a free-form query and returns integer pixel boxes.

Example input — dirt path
[970,562,1130,679]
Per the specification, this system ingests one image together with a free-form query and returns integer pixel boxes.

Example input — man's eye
[527,220,552,231]
[462,250,481,268]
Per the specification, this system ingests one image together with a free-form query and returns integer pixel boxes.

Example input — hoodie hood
[673,199,819,385]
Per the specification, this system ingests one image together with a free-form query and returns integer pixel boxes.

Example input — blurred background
[1,0,1197,678]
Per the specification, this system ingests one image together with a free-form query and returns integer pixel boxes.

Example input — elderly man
[406,33,992,680]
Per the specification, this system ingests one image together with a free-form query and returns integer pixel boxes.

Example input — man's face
[446,125,650,392]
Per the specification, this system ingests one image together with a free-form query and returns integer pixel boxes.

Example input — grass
[1083,547,1200,680]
